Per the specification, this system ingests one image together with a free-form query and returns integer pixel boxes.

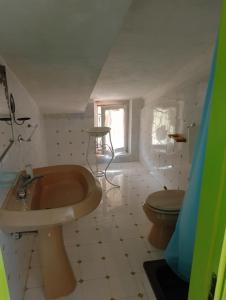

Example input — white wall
[0,62,47,173]
[125,98,143,162]
[139,75,208,191]
[44,99,143,165]
[0,56,47,300]
[44,103,94,165]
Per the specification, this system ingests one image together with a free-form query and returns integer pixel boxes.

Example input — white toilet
[143,190,185,249]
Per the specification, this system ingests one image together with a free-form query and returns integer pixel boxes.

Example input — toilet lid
[146,190,185,213]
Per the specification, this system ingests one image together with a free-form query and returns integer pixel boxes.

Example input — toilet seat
[145,190,185,215]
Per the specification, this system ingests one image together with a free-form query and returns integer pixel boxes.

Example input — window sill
[115,151,129,157]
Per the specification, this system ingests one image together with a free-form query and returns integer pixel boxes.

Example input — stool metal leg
[86,129,120,188]
[103,131,119,188]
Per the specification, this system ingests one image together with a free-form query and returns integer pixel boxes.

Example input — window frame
[96,101,129,154]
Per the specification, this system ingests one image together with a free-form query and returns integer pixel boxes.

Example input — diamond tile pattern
[24,163,163,300]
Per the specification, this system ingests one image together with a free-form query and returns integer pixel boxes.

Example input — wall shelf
[168,133,187,143]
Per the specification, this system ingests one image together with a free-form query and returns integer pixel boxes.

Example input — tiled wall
[0,57,47,300]
[44,99,143,166]
[139,76,208,191]
[44,103,94,165]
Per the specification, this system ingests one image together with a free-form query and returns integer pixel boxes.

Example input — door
[214,230,226,300]
[188,2,226,299]
[98,103,128,153]
[0,248,10,300]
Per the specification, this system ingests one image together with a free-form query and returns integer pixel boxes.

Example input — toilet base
[148,224,175,250]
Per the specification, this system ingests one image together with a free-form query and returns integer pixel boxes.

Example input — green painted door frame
[1,2,226,300]
[189,1,226,299]
[214,229,226,299]
[0,249,10,300]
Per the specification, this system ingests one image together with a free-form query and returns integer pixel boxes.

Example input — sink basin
[86,126,110,137]
[0,165,102,231]
[0,165,102,299]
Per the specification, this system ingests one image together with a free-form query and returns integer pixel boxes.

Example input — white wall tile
[44,109,93,166]
[43,99,143,166]
[139,75,208,191]
[0,57,47,300]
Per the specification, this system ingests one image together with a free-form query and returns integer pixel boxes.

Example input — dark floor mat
[143,259,189,300]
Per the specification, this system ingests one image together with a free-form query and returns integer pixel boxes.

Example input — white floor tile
[24,162,160,300]
[82,278,111,300]
[119,297,149,300]
[101,241,125,259]
[81,259,106,280]
[77,217,97,230]
[71,262,82,279]
[105,256,131,278]
[99,225,121,243]
[78,243,102,262]
[136,272,157,300]
[118,225,140,239]
[109,275,144,299]
[66,246,80,263]
[76,228,102,245]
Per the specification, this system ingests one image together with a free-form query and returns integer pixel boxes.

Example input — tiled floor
[24,162,164,300]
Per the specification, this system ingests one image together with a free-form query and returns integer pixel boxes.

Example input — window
[152,107,176,146]
[96,102,129,153]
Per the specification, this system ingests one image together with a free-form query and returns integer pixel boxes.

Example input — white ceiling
[0,0,221,113]
[0,0,132,113]
[91,0,221,101]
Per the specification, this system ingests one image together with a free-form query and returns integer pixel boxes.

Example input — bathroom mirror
[0,64,14,162]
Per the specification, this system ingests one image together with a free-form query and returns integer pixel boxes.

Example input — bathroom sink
[0,165,102,299]
[0,165,102,232]
[86,126,110,137]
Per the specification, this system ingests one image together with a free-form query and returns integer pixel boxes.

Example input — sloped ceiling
[0,0,221,113]
[91,0,221,101]
[0,0,132,113]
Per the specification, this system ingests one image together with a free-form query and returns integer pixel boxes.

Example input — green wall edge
[0,248,10,300]
[189,0,226,299]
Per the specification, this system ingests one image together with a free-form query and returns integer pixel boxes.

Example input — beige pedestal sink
[0,165,102,299]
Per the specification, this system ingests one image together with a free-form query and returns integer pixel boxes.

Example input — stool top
[146,190,185,213]
[86,127,111,137]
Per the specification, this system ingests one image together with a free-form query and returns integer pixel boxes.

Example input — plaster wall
[0,0,133,113]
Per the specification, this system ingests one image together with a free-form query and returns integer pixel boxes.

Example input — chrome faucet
[17,174,44,200]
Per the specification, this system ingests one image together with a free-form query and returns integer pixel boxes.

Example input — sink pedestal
[0,165,102,298]
[38,225,76,299]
